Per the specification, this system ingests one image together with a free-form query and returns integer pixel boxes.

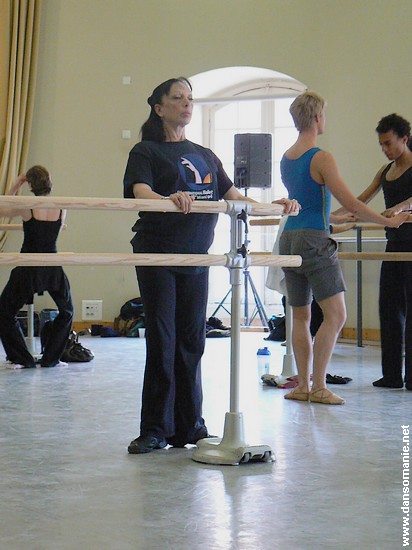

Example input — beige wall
[2,0,411,327]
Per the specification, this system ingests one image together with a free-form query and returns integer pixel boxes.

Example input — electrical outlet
[82,300,103,321]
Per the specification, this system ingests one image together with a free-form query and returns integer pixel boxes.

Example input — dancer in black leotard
[336,114,412,389]
[0,166,73,369]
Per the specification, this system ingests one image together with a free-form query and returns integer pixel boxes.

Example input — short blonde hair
[289,91,326,131]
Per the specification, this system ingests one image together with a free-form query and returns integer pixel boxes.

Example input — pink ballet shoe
[284,389,310,401]
[309,388,345,405]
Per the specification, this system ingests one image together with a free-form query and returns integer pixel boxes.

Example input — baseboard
[71,321,381,344]
[340,327,380,343]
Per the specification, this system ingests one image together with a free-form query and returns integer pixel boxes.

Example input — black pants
[135,265,209,443]
[0,270,73,368]
[379,240,412,386]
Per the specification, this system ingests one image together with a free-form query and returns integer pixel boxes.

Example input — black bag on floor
[120,297,144,321]
[41,322,94,362]
[61,332,94,362]
[264,315,286,341]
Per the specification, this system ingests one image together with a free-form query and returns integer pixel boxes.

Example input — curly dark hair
[376,113,410,138]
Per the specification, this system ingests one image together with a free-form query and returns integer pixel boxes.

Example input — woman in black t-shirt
[124,77,299,454]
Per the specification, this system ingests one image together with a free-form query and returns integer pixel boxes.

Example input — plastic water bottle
[257,347,271,376]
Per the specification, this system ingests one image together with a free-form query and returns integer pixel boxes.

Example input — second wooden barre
[0,253,302,268]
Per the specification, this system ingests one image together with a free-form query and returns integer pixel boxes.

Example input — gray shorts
[279,229,347,307]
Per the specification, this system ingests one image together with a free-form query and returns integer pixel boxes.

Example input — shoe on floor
[326,373,352,384]
[128,435,167,454]
[207,316,231,331]
[261,374,278,387]
[206,327,231,338]
[284,388,309,401]
[372,378,403,389]
[309,388,345,405]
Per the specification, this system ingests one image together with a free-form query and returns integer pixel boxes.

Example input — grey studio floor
[0,331,410,550]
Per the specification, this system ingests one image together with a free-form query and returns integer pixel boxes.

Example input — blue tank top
[281,148,331,231]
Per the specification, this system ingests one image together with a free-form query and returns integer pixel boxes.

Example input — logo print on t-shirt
[177,154,213,192]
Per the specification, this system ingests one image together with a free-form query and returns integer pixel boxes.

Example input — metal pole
[26,303,36,355]
[230,265,242,413]
[356,226,363,347]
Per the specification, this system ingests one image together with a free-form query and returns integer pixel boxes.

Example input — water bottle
[257,346,271,376]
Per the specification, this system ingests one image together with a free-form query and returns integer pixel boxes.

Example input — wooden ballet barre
[0,223,23,230]
[253,250,412,262]
[250,218,280,226]
[0,252,302,268]
[338,252,412,261]
[0,196,292,217]
[250,219,412,229]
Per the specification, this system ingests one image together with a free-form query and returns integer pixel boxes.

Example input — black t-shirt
[123,140,233,256]
[382,163,412,242]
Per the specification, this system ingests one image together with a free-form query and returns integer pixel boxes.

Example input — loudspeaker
[234,133,272,189]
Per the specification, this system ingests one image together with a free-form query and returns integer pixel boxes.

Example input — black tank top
[21,210,62,253]
[382,164,412,242]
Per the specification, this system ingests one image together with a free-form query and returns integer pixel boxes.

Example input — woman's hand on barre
[169,191,194,214]
[133,183,194,214]
[381,202,411,218]
[272,198,301,215]
[384,211,410,228]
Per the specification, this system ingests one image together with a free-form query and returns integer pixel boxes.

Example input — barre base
[192,412,274,466]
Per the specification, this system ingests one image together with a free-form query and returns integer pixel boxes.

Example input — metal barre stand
[211,210,269,328]
[192,201,273,465]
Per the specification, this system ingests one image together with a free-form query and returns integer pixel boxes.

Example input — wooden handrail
[0,252,302,268]
[0,196,291,217]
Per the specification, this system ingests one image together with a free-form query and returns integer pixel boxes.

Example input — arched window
[186,67,306,318]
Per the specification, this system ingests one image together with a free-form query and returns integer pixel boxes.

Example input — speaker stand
[211,194,269,329]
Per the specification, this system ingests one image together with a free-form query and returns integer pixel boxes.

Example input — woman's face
[154,81,193,130]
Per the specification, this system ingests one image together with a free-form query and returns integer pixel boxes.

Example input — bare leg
[312,292,346,391]
[289,304,312,393]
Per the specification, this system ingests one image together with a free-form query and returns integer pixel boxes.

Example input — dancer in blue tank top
[279,91,408,405]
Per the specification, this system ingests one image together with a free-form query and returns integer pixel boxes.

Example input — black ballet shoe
[372,378,403,389]
[128,435,167,454]
[326,373,352,385]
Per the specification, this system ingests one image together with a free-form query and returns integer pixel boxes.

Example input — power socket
[82,300,103,321]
